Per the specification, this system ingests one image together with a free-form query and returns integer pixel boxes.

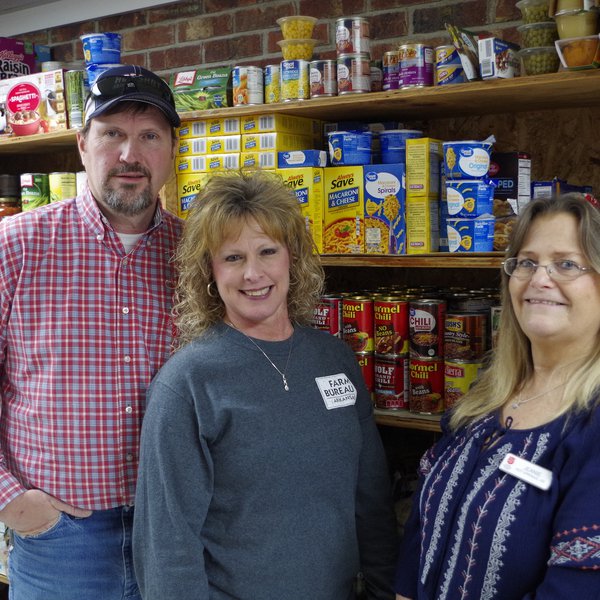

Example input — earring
[207,281,218,298]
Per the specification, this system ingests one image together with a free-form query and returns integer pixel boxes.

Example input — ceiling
[0,0,57,15]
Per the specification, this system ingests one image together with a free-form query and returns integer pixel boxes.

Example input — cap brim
[85,93,180,127]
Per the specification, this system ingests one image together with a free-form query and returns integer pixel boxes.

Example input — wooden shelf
[0,573,7,585]
[320,252,504,269]
[0,129,77,155]
[375,409,441,432]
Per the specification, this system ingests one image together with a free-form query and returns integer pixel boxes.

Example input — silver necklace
[227,322,293,391]
[511,381,567,410]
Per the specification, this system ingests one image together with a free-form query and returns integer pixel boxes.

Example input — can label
[399,44,434,88]
[65,70,85,129]
[435,45,461,67]
[337,54,370,95]
[374,297,409,356]
[310,60,337,97]
[281,60,310,101]
[335,17,370,55]
[20,173,50,211]
[491,305,502,348]
[343,295,374,353]
[312,295,343,338]
[370,61,383,92]
[436,65,467,86]
[444,312,487,360]
[49,172,76,202]
[264,64,280,104]
[409,299,446,358]
[356,352,374,393]
[374,355,409,410]
[444,360,484,409]
[232,66,264,106]
[409,357,444,414]
[382,51,399,91]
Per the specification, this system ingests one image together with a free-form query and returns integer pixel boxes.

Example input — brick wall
[21,0,522,79]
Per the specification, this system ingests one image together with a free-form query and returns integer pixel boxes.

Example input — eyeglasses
[91,73,174,103]
[502,257,593,281]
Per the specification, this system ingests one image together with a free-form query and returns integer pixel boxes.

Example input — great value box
[406,197,440,254]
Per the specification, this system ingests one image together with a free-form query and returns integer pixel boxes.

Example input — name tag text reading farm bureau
[316,373,357,410]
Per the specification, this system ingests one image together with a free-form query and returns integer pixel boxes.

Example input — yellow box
[277,167,324,253]
[406,137,443,198]
[204,117,241,136]
[176,173,211,218]
[240,151,278,170]
[178,136,242,156]
[241,132,313,152]
[323,166,364,254]
[177,120,207,139]
[177,137,208,156]
[240,113,322,138]
[406,197,440,254]
[176,153,240,173]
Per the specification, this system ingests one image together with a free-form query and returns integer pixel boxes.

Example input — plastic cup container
[86,63,123,87]
[518,46,560,75]
[555,9,599,39]
[517,22,559,48]
[80,33,122,65]
[276,16,317,40]
[515,0,553,24]
[277,39,318,61]
[555,34,600,69]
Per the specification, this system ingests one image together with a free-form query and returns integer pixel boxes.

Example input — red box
[0,38,36,80]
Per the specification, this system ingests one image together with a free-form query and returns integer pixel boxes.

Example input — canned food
[444,359,484,409]
[398,43,434,88]
[312,295,343,338]
[435,65,467,86]
[280,59,310,101]
[337,54,371,95]
[374,296,409,356]
[409,299,446,358]
[356,352,374,394]
[309,60,337,98]
[232,66,264,106]
[343,295,374,353]
[335,16,370,55]
[444,312,487,360]
[490,305,502,348]
[409,357,444,414]
[374,355,409,410]
[20,173,50,211]
[435,44,461,67]
[49,172,77,202]
[370,60,383,92]
[264,64,281,104]
[382,50,399,91]
[65,70,85,129]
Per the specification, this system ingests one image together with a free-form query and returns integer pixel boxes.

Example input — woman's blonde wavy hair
[450,193,600,431]
[173,170,324,347]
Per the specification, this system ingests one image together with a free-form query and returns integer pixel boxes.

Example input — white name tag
[499,453,553,491]
[315,373,357,410]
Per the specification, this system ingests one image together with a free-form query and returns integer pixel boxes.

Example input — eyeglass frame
[502,256,594,281]
[90,73,175,103]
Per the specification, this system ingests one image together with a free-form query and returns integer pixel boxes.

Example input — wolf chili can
[444,359,484,409]
[409,299,446,358]
[312,294,343,338]
[356,352,374,395]
[310,60,337,97]
[374,296,409,356]
[409,357,444,414]
[374,355,409,410]
[335,16,370,55]
[444,312,487,361]
[337,54,371,95]
[343,295,374,353]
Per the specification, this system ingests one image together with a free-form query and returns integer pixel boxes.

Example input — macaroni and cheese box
[176,153,240,173]
[178,135,241,156]
[241,132,313,152]
[363,163,406,254]
[177,120,207,139]
[240,151,277,170]
[204,117,241,136]
[406,138,443,198]
[323,166,364,254]
[241,113,322,139]
[176,172,211,218]
[277,167,325,253]
[406,196,440,254]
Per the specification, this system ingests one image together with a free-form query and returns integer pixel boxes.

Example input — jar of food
[0,198,21,220]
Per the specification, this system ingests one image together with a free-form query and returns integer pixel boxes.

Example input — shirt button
[124,355,131,363]
[125,453,134,462]
[122,307,130,314]
[96,234,103,241]
[125,406,133,414]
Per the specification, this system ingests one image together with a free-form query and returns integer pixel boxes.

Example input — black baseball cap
[84,64,180,127]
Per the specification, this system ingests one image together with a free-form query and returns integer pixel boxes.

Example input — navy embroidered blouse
[395,406,600,599]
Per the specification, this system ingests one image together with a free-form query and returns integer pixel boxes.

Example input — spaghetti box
[278,150,327,168]
[478,37,520,80]
[446,215,495,252]
[169,67,232,111]
[489,152,531,207]
[0,38,36,79]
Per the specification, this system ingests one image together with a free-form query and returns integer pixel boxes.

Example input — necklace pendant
[511,402,519,410]
[282,375,289,392]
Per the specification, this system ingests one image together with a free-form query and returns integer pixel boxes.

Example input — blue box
[278,150,327,168]
[446,215,495,252]
[445,179,494,217]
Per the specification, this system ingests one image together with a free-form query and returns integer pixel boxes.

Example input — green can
[66,69,85,129]
[20,173,50,211]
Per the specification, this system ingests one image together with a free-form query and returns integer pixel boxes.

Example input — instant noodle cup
[443,140,493,179]
[80,33,122,65]
[277,16,317,40]
[277,39,318,61]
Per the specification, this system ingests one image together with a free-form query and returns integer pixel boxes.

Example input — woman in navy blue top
[395,193,600,600]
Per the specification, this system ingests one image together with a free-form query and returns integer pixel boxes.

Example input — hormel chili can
[409,299,446,358]
[374,296,409,356]
[444,359,484,409]
[312,294,343,338]
[356,352,374,394]
[444,312,487,361]
[409,357,444,414]
[343,295,374,353]
[374,355,409,410]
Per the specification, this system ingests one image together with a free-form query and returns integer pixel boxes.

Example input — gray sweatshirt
[133,323,397,599]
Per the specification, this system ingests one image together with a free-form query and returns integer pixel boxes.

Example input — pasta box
[446,215,495,252]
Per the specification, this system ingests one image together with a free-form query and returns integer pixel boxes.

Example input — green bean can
[49,172,77,202]
[66,69,85,129]
[20,173,50,211]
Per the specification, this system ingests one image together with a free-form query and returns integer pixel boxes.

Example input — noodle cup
[277,39,318,61]
[277,16,317,40]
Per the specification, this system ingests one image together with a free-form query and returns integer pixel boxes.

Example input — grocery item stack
[553,0,600,69]
[516,0,560,74]
[80,33,122,87]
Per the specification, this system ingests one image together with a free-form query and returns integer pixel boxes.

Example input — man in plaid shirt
[0,65,183,599]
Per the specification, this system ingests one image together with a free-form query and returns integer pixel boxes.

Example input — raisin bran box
[0,38,36,80]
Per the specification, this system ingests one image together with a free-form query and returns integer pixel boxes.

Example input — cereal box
[0,38,36,80]
[277,167,324,253]
[176,172,211,218]
[323,166,364,254]
[363,164,406,254]
[406,138,443,198]
[406,197,440,254]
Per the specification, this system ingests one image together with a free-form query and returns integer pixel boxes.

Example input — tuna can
[444,359,484,409]
[309,60,337,98]
[370,60,383,92]
[232,65,264,106]
[398,43,434,89]
[20,173,50,211]
[435,44,462,67]
[264,64,281,104]
[337,54,371,95]
[343,295,374,353]
[435,65,467,86]
[374,355,409,410]
[312,294,343,338]
[409,357,444,414]
[382,50,399,91]
[335,16,370,56]
[356,352,374,395]
[444,312,487,361]
[65,69,85,129]
[280,60,310,101]
[49,172,77,202]
[374,296,409,356]
[409,298,446,358]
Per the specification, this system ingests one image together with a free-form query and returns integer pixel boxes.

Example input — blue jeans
[8,506,141,600]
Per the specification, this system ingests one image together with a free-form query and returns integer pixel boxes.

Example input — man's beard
[101,164,154,216]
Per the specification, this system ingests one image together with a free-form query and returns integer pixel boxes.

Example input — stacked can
[232,66,264,106]
[398,43,434,89]
[373,296,410,410]
[335,16,371,95]
[408,298,446,414]
[342,295,374,396]
[309,60,337,98]
[382,50,399,91]
[264,64,281,104]
[443,312,487,409]
[312,294,343,338]
[434,44,467,86]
